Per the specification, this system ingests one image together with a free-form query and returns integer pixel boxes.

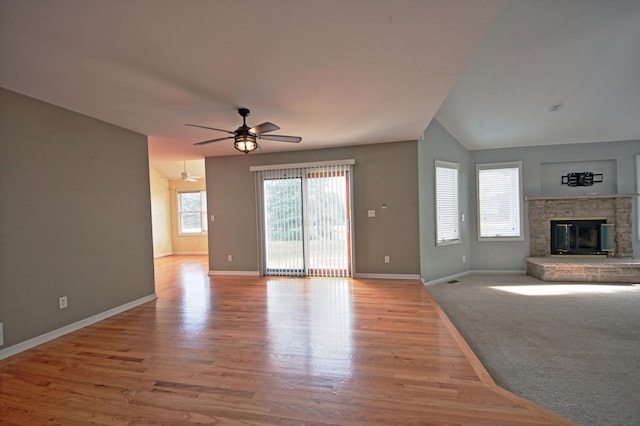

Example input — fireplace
[526,194,634,258]
[550,219,609,256]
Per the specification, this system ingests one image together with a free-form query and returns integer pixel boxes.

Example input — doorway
[257,163,353,277]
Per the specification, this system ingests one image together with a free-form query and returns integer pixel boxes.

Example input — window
[477,161,523,240]
[178,190,207,235]
[435,160,459,245]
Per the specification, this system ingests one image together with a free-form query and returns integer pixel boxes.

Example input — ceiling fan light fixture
[188,108,301,151]
[234,134,258,154]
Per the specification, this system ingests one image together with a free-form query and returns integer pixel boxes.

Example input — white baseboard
[422,271,472,286]
[173,251,208,255]
[472,269,526,275]
[0,293,157,361]
[209,270,260,276]
[354,273,421,280]
[422,269,527,287]
[153,252,173,258]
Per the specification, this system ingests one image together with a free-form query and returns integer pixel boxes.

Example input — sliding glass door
[263,176,304,275]
[305,170,351,276]
[258,163,352,277]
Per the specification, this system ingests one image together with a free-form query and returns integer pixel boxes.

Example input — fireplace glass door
[550,219,608,255]
[553,223,572,254]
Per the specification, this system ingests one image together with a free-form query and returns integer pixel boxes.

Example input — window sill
[478,236,524,242]
[436,239,460,247]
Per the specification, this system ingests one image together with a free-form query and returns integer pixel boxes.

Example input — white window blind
[435,160,459,245]
[477,162,523,239]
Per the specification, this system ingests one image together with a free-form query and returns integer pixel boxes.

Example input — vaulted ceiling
[1,0,638,179]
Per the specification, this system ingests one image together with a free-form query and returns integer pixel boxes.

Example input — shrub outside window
[178,190,207,235]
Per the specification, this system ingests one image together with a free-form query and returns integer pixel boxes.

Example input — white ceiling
[437,0,640,150]
[1,1,638,180]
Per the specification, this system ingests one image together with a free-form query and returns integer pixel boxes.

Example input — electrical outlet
[384,255,390,264]
[0,322,4,346]
[462,255,466,263]
[227,254,233,262]
[59,296,68,310]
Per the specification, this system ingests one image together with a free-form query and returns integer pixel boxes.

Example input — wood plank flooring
[0,255,574,425]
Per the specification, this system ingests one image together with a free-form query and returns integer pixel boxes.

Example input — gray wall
[419,119,640,280]
[0,88,156,349]
[205,141,420,275]
[418,120,471,282]
[469,139,640,267]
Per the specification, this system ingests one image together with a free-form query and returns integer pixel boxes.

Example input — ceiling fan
[181,160,200,182]
[186,108,302,154]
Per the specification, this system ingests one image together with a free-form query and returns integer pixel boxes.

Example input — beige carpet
[427,273,640,426]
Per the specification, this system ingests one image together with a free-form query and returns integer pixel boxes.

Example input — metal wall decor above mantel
[561,171,603,187]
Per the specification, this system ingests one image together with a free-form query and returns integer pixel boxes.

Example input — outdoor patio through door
[256,162,353,277]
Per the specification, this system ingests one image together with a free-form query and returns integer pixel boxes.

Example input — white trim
[250,159,355,172]
[476,160,524,241]
[172,251,208,255]
[435,159,460,246]
[422,271,472,286]
[153,251,173,258]
[422,269,526,287]
[471,269,526,275]
[177,190,208,236]
[208,270,260,276]
[0,294,157,361]
[435,159,459,170]
[354,273,421,280]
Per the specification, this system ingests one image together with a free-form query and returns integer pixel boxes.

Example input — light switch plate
[368,209,376,217]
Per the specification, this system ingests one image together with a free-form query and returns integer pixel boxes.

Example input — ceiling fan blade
[250,122,280,135]
[185,124,235,135]
[193,136,233,146]
[259,134,302,143]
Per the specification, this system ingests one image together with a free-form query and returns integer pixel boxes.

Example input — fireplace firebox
[550,219,614,256]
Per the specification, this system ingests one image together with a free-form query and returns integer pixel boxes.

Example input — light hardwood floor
[0,255,574,425]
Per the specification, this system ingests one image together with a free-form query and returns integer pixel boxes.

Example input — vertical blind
[477,162,522,238]
[435,160,459,244]
[254,162,353,277]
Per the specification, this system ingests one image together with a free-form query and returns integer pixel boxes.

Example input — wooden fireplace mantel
[525,193,638,201]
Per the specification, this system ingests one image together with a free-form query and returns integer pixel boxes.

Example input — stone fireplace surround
[525,194,639,283]
[527,194,634,258]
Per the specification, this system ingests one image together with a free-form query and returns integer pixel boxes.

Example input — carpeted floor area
[427,273,640,426]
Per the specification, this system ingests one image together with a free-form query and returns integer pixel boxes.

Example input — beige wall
[149,166,172,258]
[205,141,420,275]
[168,179,208,255]
[0,88,155,349]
